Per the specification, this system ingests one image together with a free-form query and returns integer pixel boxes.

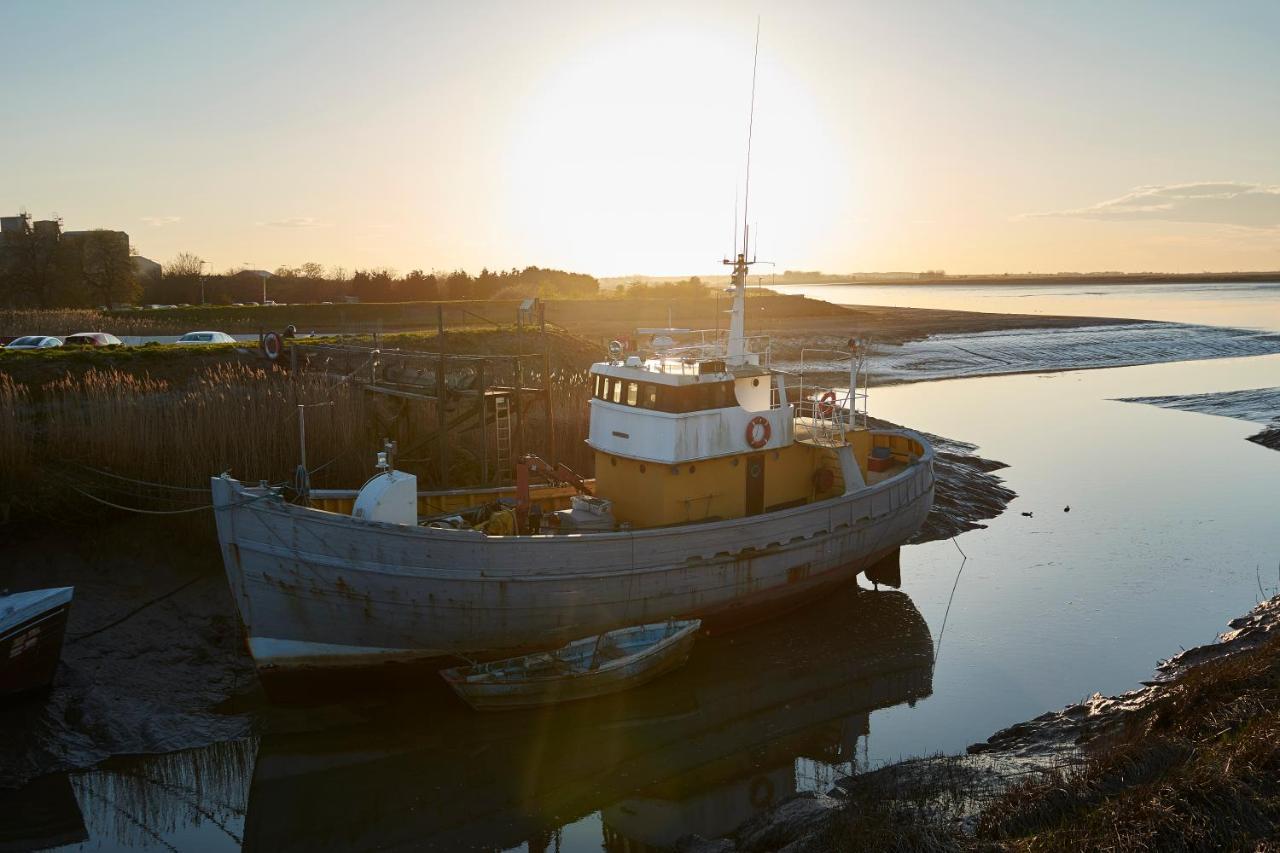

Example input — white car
[5,335,63,350]
[176,331,237,345]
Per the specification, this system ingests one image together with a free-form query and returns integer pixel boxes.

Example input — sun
[499,22,848,276]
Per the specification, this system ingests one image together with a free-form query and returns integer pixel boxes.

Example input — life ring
[745,416,771,449]
[749,775,775,810]
[262,331,283,361]
[817,390,838,417]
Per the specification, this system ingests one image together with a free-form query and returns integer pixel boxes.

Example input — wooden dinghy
[441,620,702,711]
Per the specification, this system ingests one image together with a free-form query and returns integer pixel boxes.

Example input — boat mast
[725,19,760,367]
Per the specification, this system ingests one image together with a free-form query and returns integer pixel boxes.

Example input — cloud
[140,215,181,227]
[258,216,329,228]
[1029,182,1280,229]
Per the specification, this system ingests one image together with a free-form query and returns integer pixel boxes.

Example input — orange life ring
[817,390,838,416]
[262,331,283,361]
[745,416,771,449]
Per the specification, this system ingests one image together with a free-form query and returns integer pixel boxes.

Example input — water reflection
[0,772,87,851]
[243,585,932,852]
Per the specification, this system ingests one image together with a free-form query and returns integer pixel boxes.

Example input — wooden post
[436,353,448,488]
[478,362,489,484]
[514,355,525,463]
[437,303,445,337]
[541,301,554,461]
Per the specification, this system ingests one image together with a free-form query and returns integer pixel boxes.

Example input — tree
[161,251,204,303]
[164,251,204,278]
[63,230,138,307]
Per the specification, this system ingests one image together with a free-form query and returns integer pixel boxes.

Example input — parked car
[176,331,236,345]
[63,331,123,347]
[4,335,63,350]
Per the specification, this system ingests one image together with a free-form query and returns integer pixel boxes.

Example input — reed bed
[0,375,35,512]
[1,364,369,515]
[0,308,167,337]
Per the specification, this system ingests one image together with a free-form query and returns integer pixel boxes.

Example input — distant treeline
[616,276,713,298]
[145,257,599,306]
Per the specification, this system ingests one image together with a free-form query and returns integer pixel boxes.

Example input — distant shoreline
[773,271,1280,287]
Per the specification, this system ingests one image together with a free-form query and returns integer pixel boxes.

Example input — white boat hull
[212,430,934,672]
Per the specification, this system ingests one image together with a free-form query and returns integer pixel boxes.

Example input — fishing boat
[1,587,74,699]
[440,619,701,711]
[210,49,936,674]
[211,255,934,674]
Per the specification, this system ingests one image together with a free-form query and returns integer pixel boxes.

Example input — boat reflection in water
[243,584,933,851]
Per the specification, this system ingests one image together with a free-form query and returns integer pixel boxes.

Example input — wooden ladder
[493,393,513,482]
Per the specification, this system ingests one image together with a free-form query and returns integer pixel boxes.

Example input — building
[132,255,162,281]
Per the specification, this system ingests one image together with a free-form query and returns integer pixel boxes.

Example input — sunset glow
[3,1,1278,275]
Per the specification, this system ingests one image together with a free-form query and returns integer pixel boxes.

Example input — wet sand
[1120,386,1280,451]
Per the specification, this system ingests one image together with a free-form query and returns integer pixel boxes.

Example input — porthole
[688,465,696,474]
[670,466,680,475]
[610,457,617,467]
[639,464,646,473]
[752,378,760,387]
[731,458,740,467]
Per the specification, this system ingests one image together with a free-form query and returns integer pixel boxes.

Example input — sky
[2,0,1279,277]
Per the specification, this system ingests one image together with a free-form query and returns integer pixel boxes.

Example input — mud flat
[783,321,1280,386]
[1120,386,1280,452]
[0,423,1014,791]
[679,594,1280,853]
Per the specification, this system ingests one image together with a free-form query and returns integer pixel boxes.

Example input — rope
[69,575,204,644]
[933,537,969,665]
[74,465,212,493]
[69,486,217,515]
[67,484,279,516]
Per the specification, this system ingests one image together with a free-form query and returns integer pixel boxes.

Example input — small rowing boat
[440,619,701,711]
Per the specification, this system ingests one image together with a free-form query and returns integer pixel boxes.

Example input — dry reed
[0,364,371,518]
[0,308,167,338]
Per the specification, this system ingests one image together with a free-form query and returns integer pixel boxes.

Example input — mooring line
[933,537,969,664]
[68,575,205,645]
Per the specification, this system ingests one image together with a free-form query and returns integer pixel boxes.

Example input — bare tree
[164,251,204,278]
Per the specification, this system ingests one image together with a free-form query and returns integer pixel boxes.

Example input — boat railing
[648,329,771,370]
[794,346,870,443]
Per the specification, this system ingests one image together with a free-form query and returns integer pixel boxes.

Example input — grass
[2,291,853,338]
[975,633,1280,852]
[802,630,1280,853]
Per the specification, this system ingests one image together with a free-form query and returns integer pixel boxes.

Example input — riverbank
[680,593,1280,852]
[0,417,1014,791]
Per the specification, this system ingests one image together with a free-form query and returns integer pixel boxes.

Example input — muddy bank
[0,427,1014,791]
[679,594,1280,853]
[1121,385,1280,452]
[830,323,1280,386]
[0,518,256,790]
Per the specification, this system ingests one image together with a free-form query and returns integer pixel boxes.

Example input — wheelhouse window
[591,373,737,414]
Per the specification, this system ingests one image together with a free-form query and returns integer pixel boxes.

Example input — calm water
[24,355,1280,852]
[772,280,1280,332]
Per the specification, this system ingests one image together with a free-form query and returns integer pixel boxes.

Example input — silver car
[5,335,63,350]
[176,331,237,344]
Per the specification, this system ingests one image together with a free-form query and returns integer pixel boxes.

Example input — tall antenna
[741,16,760,259]
[733,186,739,259]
